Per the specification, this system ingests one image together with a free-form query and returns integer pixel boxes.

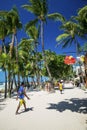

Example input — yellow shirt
[59,83,63,90]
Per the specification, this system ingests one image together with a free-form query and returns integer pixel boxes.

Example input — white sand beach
[0,87,87,130]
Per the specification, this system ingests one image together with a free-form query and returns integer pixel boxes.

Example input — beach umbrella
[64,55,76,65]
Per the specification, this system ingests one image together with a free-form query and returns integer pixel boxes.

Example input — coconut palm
[26,25,40,52]
[6,7,22,58]
[0,53,9,98]
[0,19,8,53]
[0,13,9,98]
[6,7,22,85]
[74,5,87,87]
[77,6,87,87]
[22,0,65,80]
[75,5,87,35]
[56,21,80,56]
[26,25,42,84]
[56,20,86,86]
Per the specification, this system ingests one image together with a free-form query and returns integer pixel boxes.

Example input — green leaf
[48,13,65,22]
[56,33,69,41]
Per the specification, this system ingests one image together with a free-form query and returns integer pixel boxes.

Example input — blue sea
[0,69,49,89]
[0,70,5,82]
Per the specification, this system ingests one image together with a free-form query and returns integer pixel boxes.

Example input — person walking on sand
[16,82,30,114]
[59,81,63,94]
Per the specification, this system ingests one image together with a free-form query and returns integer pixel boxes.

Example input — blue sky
[0,0,87,57]
[0,0,87,82]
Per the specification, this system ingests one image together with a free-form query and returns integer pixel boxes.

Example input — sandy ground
[0,87,87,130]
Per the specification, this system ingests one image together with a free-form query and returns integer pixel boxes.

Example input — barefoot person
[16,82,30,114]
[59,81,63,94]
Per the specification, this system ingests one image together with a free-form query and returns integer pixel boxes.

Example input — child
[59,81,63,94]
[16,82,30,114]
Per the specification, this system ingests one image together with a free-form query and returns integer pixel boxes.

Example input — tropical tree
[74,5,87,87]
[18,38,35,84]
[0,12,9,98]
[6,7,22,85]
[56,20,87,87]
[26,25,42,84]
[6,7,22,56]
[56,21,81,56]
[43,50,73,80]
[75,5,87,36]
[56,5,87,87]
[0,19,8,53]
[22,0,65,80]
[0,7,23,95]
[0,53,8,98]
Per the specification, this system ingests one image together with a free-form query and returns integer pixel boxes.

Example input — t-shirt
[18,86,24,99]
[59,83,63,90]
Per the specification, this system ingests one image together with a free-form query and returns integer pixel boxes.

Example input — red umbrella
[64,56,76,65]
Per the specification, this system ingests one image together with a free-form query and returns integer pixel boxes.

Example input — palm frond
[41,0,48,15]
[22,5,34,13]
[47,13,65,23]
[25,19,38,31]
[19,38,34,46]
[0,11,8,18]
[56,33,69,42]
[6,7,22,30]
[78,5,87,16]
[27,25,40,40]
[62,39,70,48]
[22,0,42,16]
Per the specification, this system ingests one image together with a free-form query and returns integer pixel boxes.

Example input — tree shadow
[0,97,6,111]
[46,98,87,114]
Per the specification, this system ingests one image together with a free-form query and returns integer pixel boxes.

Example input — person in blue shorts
[16,82,30,114]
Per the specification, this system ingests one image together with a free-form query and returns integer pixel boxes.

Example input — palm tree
[6,7,22,57]
[56,20,87,85]
[26,25,40,52]
[84,53,87,88]
[56,21,80,56]
[22,0,65,80]
[26,25,42,84]
[75,5,87,35]
[18,38,35,77]
[0,13,9,98]
[6,7,22,85]
[0,53,9,98]
[74,5,87,87]
[0,19,8,53]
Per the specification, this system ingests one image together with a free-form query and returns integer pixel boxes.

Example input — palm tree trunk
[8,71,11,98]
[41,21,44,55]
[10,34,15,58]
[4,69,7,98]
[15,34,20,86]
[75,39,85,86]
[40,20,52,80]
[84,53,87,88]
[2,39,6,53]
[2,39,7,98]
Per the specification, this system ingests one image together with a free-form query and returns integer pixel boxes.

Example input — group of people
[45,81,52,92]
[45,80,64,94]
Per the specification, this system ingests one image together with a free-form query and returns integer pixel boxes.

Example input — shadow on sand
[46,98,87,114]
[18,107,34,115]
[0,97,6,111]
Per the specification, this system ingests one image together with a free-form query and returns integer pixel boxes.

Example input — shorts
[19,99,26,106]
